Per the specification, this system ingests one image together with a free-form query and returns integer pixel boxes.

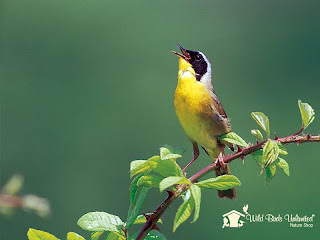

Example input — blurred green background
[1,0,319,239]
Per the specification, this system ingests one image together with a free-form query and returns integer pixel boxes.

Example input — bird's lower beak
[172,44,191,60]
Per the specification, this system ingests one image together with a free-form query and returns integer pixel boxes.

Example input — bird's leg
[182,142,199,172]
[216,144,227,169]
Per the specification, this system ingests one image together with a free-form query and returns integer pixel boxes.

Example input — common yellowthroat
[173,44,236,199]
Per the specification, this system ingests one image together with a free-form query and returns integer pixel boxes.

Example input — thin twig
[135,133,320,239]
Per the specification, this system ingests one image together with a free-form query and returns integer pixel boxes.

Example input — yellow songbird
[172,44,236,199]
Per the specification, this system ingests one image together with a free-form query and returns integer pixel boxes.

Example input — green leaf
[266,165,277,182]
[251,112,270,136]
[129,230,167,240]
[195,175,241,190]
[173,192,195,232]
[130,160,147,171]
[27,229,58,240]
[67,232,85,240]
[148,158,183,178]
[220,132,248,147]
[161,144,185,155]
[132,215,149,225]
[277,158,290,176]
[263,140,279,167]
[131,156,183,179]
[145,230,167,240]
[251,149,263,166]
[137,175,163,188]
[105,232,125,240]
[298,100,315,129]
[277,143,288,155]
[133,214,163,225]
[91,232,104,240]
[127,172,153,228]
[160,145,185,160]
[130,160,150,178]
[190,184,201,223]
[251,129,263,140]
[129,174,142,204]
[126,186,149,229]
[159,176,190,193]
[77,212,124,232]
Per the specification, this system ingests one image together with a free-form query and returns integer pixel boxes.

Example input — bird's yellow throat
[177,58,195,78]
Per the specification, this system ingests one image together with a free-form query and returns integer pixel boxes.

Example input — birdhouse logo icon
[222,204,248,228]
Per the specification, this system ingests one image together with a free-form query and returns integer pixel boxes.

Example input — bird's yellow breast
[174,59,222,156]
[174,71,212,119]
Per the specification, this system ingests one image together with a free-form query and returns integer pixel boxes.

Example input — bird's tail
[215,164,236,199]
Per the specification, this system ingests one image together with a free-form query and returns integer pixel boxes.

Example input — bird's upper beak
[172,44,191,61]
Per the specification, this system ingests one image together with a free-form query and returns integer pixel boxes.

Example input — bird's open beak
[172,44,191,60]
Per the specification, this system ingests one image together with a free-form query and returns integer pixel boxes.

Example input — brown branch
[278,134,320,144]
[0,193,23,208]
[135,133,320,239]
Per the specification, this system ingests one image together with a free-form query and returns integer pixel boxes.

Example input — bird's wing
[209,89,231,133]
[213,96,228,119]
[209,88,228,119]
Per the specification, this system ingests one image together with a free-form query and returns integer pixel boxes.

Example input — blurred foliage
[0,174,50,217]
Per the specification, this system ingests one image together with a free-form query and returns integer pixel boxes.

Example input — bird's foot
[216,151,227,169]
[215,144,226,168]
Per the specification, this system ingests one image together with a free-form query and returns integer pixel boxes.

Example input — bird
[172,44,236,199]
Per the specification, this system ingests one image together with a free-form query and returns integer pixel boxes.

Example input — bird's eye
[195,54,201,61]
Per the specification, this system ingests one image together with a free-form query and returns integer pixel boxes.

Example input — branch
[0,193,23,208]
[0,192,51,217]
[135,133,320,239]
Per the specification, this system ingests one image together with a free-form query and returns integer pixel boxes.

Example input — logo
[222,204,315,228]
[222,204,248,228]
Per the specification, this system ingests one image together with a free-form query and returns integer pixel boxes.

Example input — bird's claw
[216,150,226,168]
